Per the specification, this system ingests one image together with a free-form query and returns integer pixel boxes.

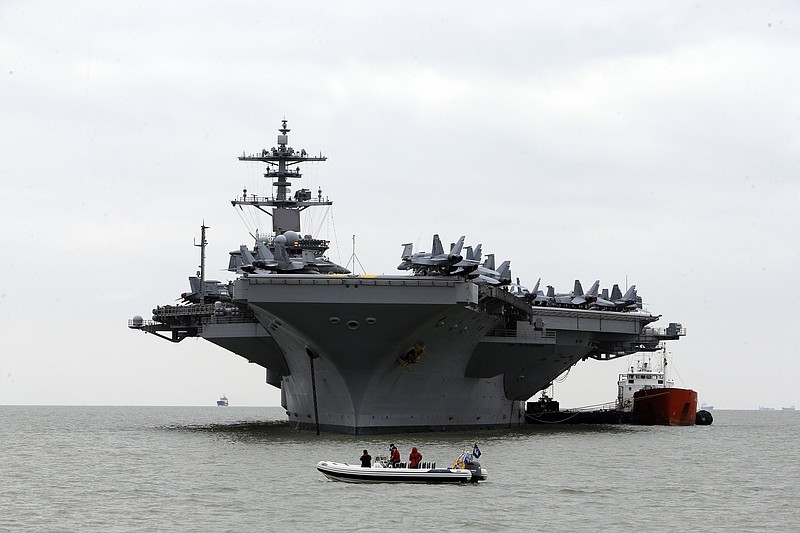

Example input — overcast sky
[2,2,798,410]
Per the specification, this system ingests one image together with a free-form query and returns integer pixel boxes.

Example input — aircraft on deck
[398,236,510,283]
[520,279,600,307]
[180,275,230,303]
[463,247,511,285]
[238,234,349,275]
[471,259,511,285]
[398,234,477,275]
[572,280,600,306]
[522,278,552,305]
[508,277,529,297]
[519,278,640,311]
[547,280,588,306]
[591,284,639,310]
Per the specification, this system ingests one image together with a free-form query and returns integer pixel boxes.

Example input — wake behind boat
[317,450,487,484]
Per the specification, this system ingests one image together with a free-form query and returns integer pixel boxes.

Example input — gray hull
[196,275,662,434]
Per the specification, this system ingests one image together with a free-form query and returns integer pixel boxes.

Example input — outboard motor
[465,460,483,482]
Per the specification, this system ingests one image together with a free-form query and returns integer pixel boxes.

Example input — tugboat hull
[633,387,697,426]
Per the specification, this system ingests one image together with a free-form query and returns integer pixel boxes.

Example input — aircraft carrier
[130,120,684,434]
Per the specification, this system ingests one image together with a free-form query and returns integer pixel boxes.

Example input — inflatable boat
[317,451,487,484]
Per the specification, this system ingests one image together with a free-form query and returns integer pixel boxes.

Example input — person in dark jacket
[360,449,372,467]
[389,444,401,467]
[408,446,422,468]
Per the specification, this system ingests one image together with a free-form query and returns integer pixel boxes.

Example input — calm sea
[1,407,797,532]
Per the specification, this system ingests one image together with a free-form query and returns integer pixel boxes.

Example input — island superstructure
[130,120,685,434]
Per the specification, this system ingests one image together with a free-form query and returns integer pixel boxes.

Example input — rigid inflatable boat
[317,451,487,484]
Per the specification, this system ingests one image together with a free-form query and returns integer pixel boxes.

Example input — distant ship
[217,395,229,407]
[130,120,685,434]
[701,403,714,411]
[782,406,796,411]
[759,406,775,411]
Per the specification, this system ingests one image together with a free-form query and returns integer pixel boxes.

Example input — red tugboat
[619,349,697,426]
[632,388,697,425]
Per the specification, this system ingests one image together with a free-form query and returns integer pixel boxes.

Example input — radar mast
[232,119,330,235]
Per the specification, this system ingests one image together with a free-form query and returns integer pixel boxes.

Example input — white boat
[317,451,487,484]
[216,395,229,406]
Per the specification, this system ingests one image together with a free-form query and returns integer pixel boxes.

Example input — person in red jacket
[389,443,401,467]
[408,446,422,469]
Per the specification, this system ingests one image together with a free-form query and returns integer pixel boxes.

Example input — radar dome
[283,230,301,243]
[132,315,143,326]
[274,235,287,245]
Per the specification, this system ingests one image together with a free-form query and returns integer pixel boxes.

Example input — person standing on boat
[389,444,401,467]
[408,447,422,468]
[360,449,371,468]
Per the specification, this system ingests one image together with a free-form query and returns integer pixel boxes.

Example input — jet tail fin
[469,244,482,262]
[610,284,622,300]
[573,279,584,297]
[273,240,291,268]
[449,236,465,256]
[188,276,201,294]
[622,284,637,301]
[530,277,541,296]
[239,245,257,266]
[431,234,444,256]
[256,241,275,261]
[496,260,511,282]
[586,280,600,297]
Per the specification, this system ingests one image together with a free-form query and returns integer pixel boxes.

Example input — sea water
[1,406,797,532]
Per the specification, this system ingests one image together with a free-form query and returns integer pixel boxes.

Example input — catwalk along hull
[632,387,698,426]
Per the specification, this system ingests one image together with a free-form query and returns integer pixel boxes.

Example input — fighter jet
[592,284,638,310]
[572,280,600,306]
[464,244,482,263]
[547,280,599,307]
[180,275,230,303]
[398,234,473,274]
[254,236,350,273]
[508,277,529,298]
[469,254,511,285]
[530,278,552,305]
[517,278,549,305]
[238,234,349,275]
